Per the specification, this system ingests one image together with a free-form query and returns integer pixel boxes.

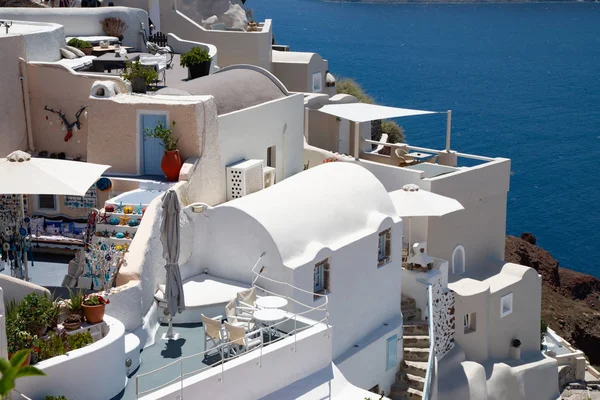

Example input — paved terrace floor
[114,322,285,400]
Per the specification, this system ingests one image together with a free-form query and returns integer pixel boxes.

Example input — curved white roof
[223,162,398,267]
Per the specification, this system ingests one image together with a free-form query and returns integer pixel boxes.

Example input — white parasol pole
[445,110,452,152]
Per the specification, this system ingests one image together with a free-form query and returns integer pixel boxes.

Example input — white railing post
[179,358,183,400]
[293,313,297,352]
[219,345,224,383]
[135,376,139,399]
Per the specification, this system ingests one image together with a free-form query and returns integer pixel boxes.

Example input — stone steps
[403,335,430,349]
[404,347,430,362]
[405,373,425,391]
[402,361,428,378]
[403,323,429,336]
[390,385,423,400]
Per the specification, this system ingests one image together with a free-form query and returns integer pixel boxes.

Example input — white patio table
[255,296,288,310]
[253,308,286,341]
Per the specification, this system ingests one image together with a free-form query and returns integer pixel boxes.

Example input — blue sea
[254,1,600,277]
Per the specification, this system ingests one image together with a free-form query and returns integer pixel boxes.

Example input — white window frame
[313,259,330,300]
[35,194,58,212]
[452,244,466,274]
[312,72,323,93]
[377,228,392,267]
[500,293,513,318]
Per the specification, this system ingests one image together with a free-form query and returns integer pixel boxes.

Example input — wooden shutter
[323,260,330,294]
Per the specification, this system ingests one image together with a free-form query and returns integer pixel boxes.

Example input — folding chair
[224,321,262,357]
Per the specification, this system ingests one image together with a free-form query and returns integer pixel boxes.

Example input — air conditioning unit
[226,159,264,200]
[263,166,276,188]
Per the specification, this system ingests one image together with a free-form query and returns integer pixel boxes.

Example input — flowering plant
[322,157,337,163]
[7,327,36,354]
[82,293,110,306]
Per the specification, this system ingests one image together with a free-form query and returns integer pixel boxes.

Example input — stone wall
[428,277,456,359]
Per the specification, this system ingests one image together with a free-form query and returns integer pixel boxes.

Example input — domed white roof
[224,162,398,267]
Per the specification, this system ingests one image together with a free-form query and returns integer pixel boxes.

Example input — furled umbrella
[160,189,185,340]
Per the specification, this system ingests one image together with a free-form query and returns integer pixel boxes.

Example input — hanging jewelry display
[83,241,120,291]
[0,210,29,279]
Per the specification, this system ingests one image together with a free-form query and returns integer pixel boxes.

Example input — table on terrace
[253,308,286,341]
[255,296,288,310]
[92,52,142,72]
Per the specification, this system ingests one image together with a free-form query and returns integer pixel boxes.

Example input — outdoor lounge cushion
[66,36,119,45]
[60,48,77,60]
[65,45,85,58]
[56,55,96,71]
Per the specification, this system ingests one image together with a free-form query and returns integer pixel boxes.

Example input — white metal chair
[225,298,255,331]
[224,321,262,357]
[201,314,225,354]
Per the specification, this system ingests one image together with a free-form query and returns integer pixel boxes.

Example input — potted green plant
[47,300,61,330]
[62,314,82,331]
[180,46,212,80]
[82,293,110,324]
[67,288,85,319]
[121,60,158,94]
[17,293,53,337]
[144,121,182,181]
[67,38,93,55]
[7,326,36,366]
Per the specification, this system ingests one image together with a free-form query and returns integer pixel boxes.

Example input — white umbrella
[389,184,464,262]
[0,151,110,280]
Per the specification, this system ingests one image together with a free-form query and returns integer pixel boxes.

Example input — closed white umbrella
[160,190,185,341]
[389,184,464,261]
[0,151,110,280]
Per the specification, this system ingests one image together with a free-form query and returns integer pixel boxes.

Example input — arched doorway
[452,245,465,274]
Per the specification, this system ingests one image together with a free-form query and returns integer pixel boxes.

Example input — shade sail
[318,103,439,123]
[389,184,464,218]
[0,151,110,196]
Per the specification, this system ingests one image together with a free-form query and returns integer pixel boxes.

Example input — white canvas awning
[0,151,110,196]
[318,103,439,123]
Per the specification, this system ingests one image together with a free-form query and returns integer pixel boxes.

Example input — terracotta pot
[8,352,31,367]
[161,150,182,181]
[81,47,93,56]
[83,304,105,324]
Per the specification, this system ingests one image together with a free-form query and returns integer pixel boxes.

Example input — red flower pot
[83,304,106,324]
[161,150,182,182]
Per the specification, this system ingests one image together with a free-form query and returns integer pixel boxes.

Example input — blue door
[386,334,398,371]
[141,114,167,176]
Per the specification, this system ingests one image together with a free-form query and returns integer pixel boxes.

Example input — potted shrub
[18,293,53,337]
[7,327,36,366]
[67,288,85,319]
[47,300,62,330]
[144,121,182,181]
[121,60,158,94]
[510,338,521,360]
[82,293,110,324]
[180,47,212,80]
[62,314,82,331]
[67,38,93,55]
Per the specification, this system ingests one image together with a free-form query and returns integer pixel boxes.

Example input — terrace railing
[135,255,330,399]
[418,279,436,400]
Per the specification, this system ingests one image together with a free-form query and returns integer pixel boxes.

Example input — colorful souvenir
[109,217,120,226]
[105,205,115,212]
[118,215,130,226]
[99,212,111,224]
[115,232,125,239]
[96,177,112,192]
[123,206,133,214]
[115,202,124,213]
[134,203,143,215]
[128,219,140,227]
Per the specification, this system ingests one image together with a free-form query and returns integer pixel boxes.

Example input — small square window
[464,312,476,334]
[314,259,330,300]
[312,72,322,93]
[377,229,392,267]
[500,293,513,318]
[38,195,56,210]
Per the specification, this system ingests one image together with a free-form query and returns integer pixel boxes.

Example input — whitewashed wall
[145,323,331,400]
[336,317,403,395]
[217,93,305,193]
[290,216,403,360]
[15,316,126,400]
